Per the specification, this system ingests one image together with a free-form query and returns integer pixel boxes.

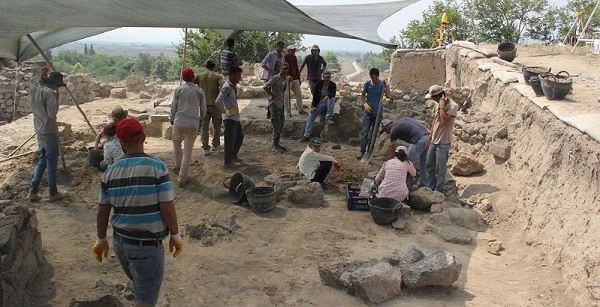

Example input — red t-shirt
[284,54,300,80]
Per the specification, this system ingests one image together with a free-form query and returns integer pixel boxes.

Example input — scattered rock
[69,279,124,307]
[405,187,444,211]
[494,126,508,139]
[430,203,444,213]
[450,152,484,176]
[139,91,152,99]
[110,88,127,99]
[318,259,377,289]
[161,122,172,140]
[391,217,407,230]
[487,241,502,255]
[210,211,238,233]
[436,225,474,244]
[186,223,208,240]
[447,208,487,232]
[401,250,462,288]
[287,182,325,208]
[489,142,511,160]
[332,144,342,150]
[339,262,403,304]
[475,199,492,212]
[402,95,411,101]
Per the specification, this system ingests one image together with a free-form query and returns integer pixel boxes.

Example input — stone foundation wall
[0,201,48,305]
[389,49,446,91]
[0,62,110,124]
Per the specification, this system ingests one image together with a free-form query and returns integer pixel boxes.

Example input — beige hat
[425,85,444,99]
[322,70,332,77]
[111,106,128,120]
[311,44,320,50]
[287,45,297,50]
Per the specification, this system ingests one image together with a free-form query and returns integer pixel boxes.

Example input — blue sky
[82,0,570,52]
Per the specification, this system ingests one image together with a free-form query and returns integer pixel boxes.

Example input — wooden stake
[8,133,35,157]
[0,139,76,163]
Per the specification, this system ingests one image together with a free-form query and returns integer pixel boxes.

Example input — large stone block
[447,207,487,232]
[405,187,444,211]
[450,152,484,176]
[489,142,511,160]
[287,182,325,207]
[110,88,127,99]
[161,122,172,140]
[401,250,462,288]
[340,262,403,304]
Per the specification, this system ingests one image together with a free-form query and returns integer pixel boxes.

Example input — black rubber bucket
[529,77,545,97]
[369,197,402,225]
[523,66,550,85]
[246,186,277,213]
[497,42,517,62]
[87,147,103,169]
[223,172,255,204]
[540,71,572,100]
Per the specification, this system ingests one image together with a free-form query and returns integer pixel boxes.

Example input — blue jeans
[30,133,59,196]
[360,113,377,153]
[113,234,165,306]
[303,101,327,138]
[425,143,450,193]
[325,97,336,120]
[308,79,318,95]
[406,134,430,188]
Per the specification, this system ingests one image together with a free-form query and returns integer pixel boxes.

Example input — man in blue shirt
[357,68,390,159]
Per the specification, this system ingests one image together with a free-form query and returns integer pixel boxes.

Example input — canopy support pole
[25,34,96,136]
[12,67,19,121]
[180,28,188,85]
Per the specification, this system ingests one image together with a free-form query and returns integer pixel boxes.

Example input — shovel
[56,128,72,186]
[360,85,386,164]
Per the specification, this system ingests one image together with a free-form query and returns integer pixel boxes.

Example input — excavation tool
[360,85,386,163]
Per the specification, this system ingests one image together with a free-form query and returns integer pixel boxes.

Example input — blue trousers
[30,133,59,196]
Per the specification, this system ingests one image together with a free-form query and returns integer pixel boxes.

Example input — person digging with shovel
[357,68,391,160]
[27,69,67,202]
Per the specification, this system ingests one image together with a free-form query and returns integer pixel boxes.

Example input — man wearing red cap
[170,67,206,187]
[93,117,183,307]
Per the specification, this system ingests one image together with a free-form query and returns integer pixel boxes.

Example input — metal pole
[12,68,19,121]
[573,0,600,51]
[25,34,97,135]
[180,28,189,85]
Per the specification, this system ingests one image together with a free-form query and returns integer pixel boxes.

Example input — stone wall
[0,201,48,305]
[388,49,446,91]
[0,62,110,124]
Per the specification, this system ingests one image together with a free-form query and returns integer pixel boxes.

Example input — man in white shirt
[297,137,340,189]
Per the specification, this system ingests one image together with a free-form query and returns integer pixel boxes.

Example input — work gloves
[334,161,341,170]
[92,238,109,262]
[225,108,238,117]
[169,234,184,258]
[363,103,372,113]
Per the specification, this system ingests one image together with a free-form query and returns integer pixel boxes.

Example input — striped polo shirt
[99,153,175,240]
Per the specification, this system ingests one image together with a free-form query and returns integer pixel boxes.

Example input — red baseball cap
[116,118,144,142]
[181,67,194,81]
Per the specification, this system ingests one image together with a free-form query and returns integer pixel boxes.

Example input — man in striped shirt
[92,118,183,306]
[220,38,241,79]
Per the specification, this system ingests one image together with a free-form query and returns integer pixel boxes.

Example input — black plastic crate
[346,183,376,211]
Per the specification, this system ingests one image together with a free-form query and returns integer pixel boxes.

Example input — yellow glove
[92,238,109,262]
[225,108,238,116]
[169,234,184,258]
[363,103,372,113]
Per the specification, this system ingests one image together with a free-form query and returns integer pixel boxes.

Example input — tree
[526,6,563,44]
[44,49,53,61]
[556,0,600,40]
[136,53,153,76]
[471,0,548,43]
[89,44,96,56]
[84,43,88,55]
[400,0,471,48]
[177,29,303,68]
[323,52,341,71]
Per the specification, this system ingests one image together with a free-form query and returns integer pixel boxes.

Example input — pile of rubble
[185,211,239,246]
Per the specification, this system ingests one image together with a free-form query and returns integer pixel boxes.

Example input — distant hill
[52,41,178,59]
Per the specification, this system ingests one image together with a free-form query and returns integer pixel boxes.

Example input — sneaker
[299,136,310,142]
[326,119,335,125]
[48,192,64,203]
[232,156,244,163]
[274,144,287,152]
[211,145,223,151]
[203,149,211,156]
[27,192,41,202]
[272,144,284,152]
[224,161,241,169]
[356,152,364,159]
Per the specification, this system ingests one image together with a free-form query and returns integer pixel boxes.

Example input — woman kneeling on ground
[374,145,416,202]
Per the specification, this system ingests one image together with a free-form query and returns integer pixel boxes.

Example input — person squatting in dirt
[424,84,459,193]
[27,68,67,203]
[93,117,183,307]
[170,67,207,188]
[216,66,245,168]
[357,67,391,160]
[297,137,341,190]
[264,62,291,152]
[94,106,128,150]
[375,145,416,202]
[195,60,225,156]
[379,117,430,189]
[300,70,337,142]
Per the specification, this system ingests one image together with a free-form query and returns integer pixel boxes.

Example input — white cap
[395,145,408,154]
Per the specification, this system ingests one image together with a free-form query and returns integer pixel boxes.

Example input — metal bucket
[222,172,255,203]
[246,186,277,213]
[369,197,402,225]
[540,71,572,100]
[497,42,517,62]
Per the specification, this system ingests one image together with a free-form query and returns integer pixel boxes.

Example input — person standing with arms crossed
[195,60,225,156]
[92,117,183,307]
[264,63,290,152]
[216,66,245,168]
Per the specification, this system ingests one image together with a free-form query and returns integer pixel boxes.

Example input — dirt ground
[1,44,598,306]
